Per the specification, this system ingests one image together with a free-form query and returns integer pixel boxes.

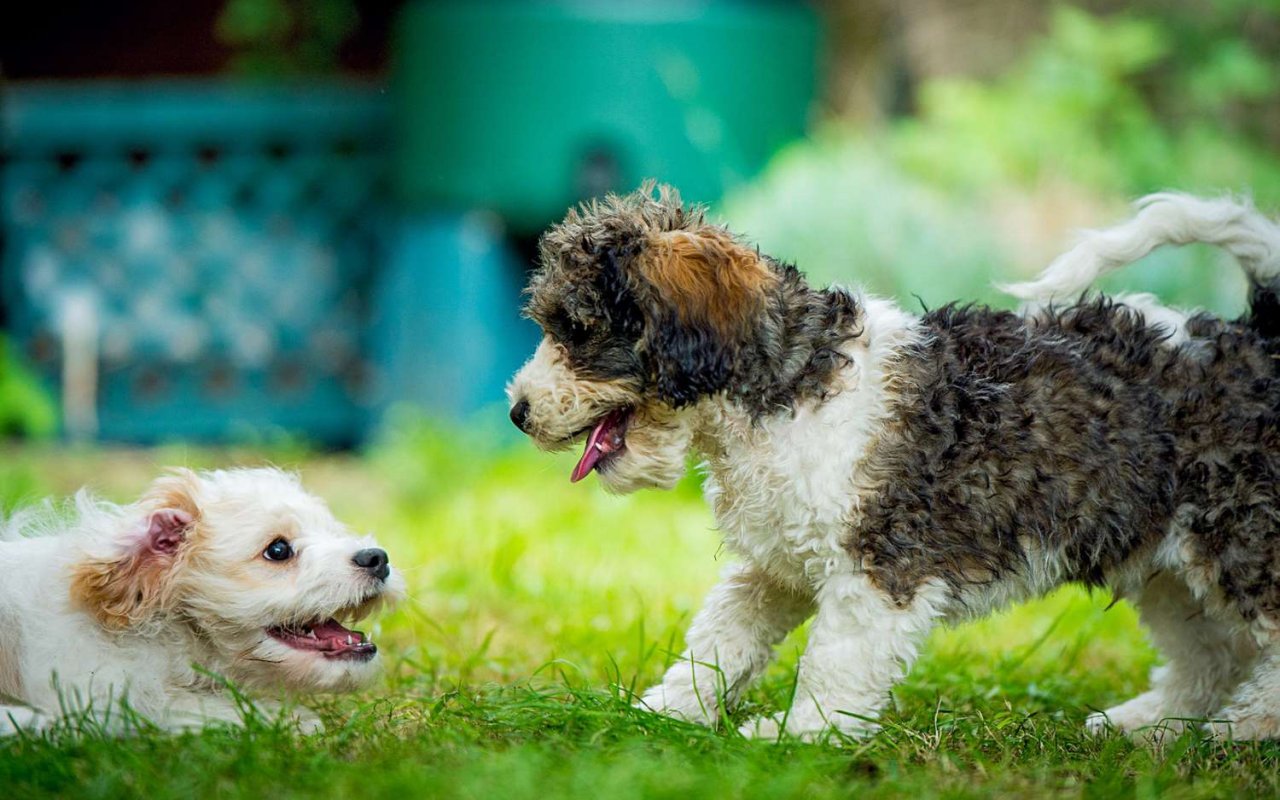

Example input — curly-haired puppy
[0,467,401,735]
[508,184,1280,741]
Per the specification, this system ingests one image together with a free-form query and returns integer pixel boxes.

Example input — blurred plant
[367,405,516,507]
[0,460,42,515]
[890,6,1280,204]
[368,403,706,511]
[0,337,57,440]
[1144,0,1280,145]
[217,0,360,76]
[724,5,1277,316]
[721,134,1013,307]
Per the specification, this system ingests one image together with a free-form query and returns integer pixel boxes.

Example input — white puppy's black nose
[353,548,390,581]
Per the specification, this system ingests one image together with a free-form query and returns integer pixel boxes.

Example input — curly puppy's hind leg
[1207,635,1280,741]
[1087,573,1253,739]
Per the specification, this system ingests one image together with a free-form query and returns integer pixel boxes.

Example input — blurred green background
[5,0,1280,443]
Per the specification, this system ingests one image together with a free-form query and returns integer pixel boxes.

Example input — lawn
[1,421,1278,799]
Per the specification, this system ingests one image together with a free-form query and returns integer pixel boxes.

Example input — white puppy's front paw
[636,682,717,726]
[0,706,47,737]
[290,709,325,735]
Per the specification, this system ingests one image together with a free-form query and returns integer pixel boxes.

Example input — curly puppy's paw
[1086,692,1168,735]
[1204,712,1280,742]
[635,683,717,726]
[738,712,836,742]
[738,713,786,741]
[739,708,877,743]
[1087,696,1193,747]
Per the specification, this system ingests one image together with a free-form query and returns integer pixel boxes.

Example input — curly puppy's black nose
[353,548,390,581]
[509,398,531,432]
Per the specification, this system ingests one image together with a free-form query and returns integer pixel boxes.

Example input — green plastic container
[394,0,819,231]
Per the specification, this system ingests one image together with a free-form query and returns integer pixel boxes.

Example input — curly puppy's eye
[566,317,593,347]
[263,538,294,562]
[552,310,593,347]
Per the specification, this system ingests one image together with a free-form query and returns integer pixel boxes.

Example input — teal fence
[2,82,390,443]
[0,2,819,444]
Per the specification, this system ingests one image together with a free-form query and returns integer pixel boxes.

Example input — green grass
[2,426,1278,799]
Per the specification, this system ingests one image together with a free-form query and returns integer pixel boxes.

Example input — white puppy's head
[71,467,403,693]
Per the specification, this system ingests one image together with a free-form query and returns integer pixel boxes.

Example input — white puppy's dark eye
[263,539,294,562]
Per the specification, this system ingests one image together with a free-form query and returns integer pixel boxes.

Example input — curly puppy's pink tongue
[571,410,627,483]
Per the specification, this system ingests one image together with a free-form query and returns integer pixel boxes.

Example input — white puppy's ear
[141,468,202,520]
[71,472,202,630]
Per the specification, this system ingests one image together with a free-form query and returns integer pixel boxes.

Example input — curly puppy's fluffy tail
[1000,193,1280,334]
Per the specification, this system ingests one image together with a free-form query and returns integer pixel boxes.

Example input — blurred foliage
[367,406,706,513]
[0,455,43,515]
[892,6,1280,202]
[724,5,1278,316]
[367,406,518,508]
[0,338,57,441]
[12,442,1278,798]
[217,0,359,76]
[724,135,1013,307]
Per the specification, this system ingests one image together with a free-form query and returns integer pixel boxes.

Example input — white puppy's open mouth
[570,407,633,483]
[266,618,377,662]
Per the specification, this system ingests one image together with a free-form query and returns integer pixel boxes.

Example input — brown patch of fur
[522,181,862,413]
[70,470,203,631]
[71,551,177,631]
[639,228,777,341]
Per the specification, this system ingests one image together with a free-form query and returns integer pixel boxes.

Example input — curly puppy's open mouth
[570,407,633,483]
[266,618,377,662]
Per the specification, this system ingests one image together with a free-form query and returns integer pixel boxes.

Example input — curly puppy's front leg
[1206,646,1280,741]
[741,573,945,741]
[639,564,812,726]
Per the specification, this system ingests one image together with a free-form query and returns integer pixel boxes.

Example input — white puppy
[0,467,402,735]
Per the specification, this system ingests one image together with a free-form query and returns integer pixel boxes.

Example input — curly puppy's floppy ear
[71,470,202,630]
[636,227,777,405]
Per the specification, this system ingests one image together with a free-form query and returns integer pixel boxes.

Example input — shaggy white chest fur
[699,298,921,595]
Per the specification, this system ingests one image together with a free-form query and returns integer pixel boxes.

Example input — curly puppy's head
[507,183,791,492]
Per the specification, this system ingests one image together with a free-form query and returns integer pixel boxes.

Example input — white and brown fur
[0,467,402,735]
[508,184,1280,741]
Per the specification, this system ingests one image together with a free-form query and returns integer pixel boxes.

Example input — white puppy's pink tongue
[570,411,626,483]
